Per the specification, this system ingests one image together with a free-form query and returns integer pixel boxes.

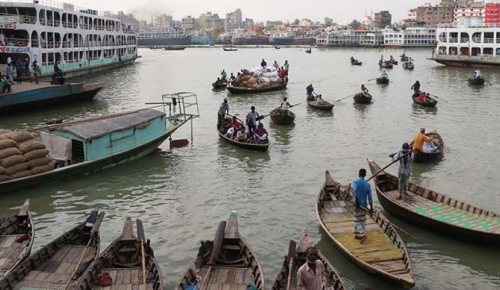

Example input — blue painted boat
[0,82,104,113]
[0,92,199,192]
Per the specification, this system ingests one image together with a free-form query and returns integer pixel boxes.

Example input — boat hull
[431,56,500,68]
[269,109,295,125]
[376,77,389,84]
[368,160,500,245]
[353,93,372,104]
[468,77,485,85]
[218,129,269,152]
[227,81,287,94]
[0,127,178,192]
[307,100,334,111]
[412,94,437,108]
[0,83,104,113]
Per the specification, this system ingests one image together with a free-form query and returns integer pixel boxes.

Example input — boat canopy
[57,108,165,140]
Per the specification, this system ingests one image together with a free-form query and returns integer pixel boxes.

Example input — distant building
[454,1,485,23]
[266,20,283,28]
[197,12,223,31]
[361,16,374,28]
[242,18,254,29]
[181,16,195,32]
[154,14,173,28]
[316,29,384,47]
[485,2,500,25]
[224,8,242,32]
[408,3,454,27]
[374,11,392,29]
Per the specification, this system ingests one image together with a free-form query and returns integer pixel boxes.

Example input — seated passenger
[226,126,236,139]
[417,92,426,102]
[228,116,241,128]
[423,141,437,153]
[253,123,268,144]
[236,125,247,142]
[316,94,324,105]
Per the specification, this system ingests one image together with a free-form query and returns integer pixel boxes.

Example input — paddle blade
[136,219,146,241]
[170,139,189,148]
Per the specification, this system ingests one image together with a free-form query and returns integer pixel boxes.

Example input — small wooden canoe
[353,92,372,104]
[0,199,34,278]
[316,171,415,289]
[305,48,312,53]
[388,60,398,65]
[0,210,104,289]
[227,79,287,94]
[223,47,238,51]
[271,230,346,290]
[270,108,295,125]
[351,60,362,66]
[217,125,270,152]
[307,99,334,111]
[175,211,265,290]
[468,77,485,85]
[411,131,444,162]
[376,77,389,84]
[368,160,500,244]
[402,62,414,70]
[212,80,227,89]
[379,62,393,69]
[412,93,437,108]
[75,217,163,290]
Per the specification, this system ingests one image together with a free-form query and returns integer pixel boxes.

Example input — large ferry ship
[137,29,191,47]
[383,27,436,47]
[0,0,138,79]
[270,32,316,45]
[431,18,500,67]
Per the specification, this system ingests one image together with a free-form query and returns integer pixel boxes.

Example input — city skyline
[70,0,435,24]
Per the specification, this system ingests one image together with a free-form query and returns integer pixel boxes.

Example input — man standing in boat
[352,168,373,242]
[389,143,414,200]
[411,80,421,94]
[217,98,229,130]
[280,97,293,110]
[297,247,325,290]
[246,106,260,137]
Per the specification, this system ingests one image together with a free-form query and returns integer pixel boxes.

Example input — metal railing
[1,37,29,47]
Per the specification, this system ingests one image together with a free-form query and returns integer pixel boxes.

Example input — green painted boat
[0,92,199,192]
[368,159,500,244]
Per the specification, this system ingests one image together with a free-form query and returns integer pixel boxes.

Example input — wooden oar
[427,93,448,103]
[367,78,377,81]
[366,153,410,182]
[333,94,354,104]
[64,211,105,289]
[136,219,147,290]
[290,103,301,107]
[286,240,297,290]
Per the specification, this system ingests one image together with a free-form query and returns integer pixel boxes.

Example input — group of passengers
[218,99,268,144]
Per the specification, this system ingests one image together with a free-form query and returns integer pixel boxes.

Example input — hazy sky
[72,0,439,23]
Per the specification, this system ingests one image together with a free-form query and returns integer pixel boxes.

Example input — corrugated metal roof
[59,109,165,140]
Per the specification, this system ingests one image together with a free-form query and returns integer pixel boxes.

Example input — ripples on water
[1,47,499,289]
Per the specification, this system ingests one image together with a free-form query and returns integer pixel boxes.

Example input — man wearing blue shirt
[352,168,373,241]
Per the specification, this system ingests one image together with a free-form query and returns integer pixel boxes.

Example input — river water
[1,47,499,289]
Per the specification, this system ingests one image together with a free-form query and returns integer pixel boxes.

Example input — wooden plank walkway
[0,234,26,273]
[13,245,96,290]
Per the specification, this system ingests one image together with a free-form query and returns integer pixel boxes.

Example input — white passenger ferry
[383,27,436,47]
[431,17,500,67]
[0,0,138,79]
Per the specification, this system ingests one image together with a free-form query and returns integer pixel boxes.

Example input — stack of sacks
[233,67,283,89]
[0,130,53,181]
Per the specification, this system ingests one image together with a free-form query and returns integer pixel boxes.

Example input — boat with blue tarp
[0,92,199,192]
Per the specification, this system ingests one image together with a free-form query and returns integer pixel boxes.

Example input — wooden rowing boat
[175,211,265,290]
[376,77,389,84]
[411,131,444,162]
[412,93,437,108]
[0,199,34,279]
[217,115,270,152]
[0,210,104,289]
[379,62,393,69]
[316,171,415,289]
[212,79,227,90]
[353,92,372,104]
[402,61,414,70]
[351,60,362,66]
[367,160,500,244]
[75,217,163,290]
[269,108,295,125]
[227,79,287,94]
[270,229,346,290]
[307,96,334,111]
[468,77,485,85]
